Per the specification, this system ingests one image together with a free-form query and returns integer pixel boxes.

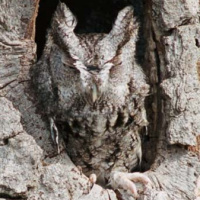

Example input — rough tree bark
[0,0,200,200]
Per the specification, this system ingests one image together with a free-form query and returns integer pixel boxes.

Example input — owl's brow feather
[104,54,122,67]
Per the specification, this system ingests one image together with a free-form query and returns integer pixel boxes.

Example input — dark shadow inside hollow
[35,0,154,171]
[35,0,58,60]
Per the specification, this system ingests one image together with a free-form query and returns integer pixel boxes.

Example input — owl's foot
[49,117,60,153]
[110,171,152,198]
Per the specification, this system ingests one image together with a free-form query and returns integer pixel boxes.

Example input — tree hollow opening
[35,0,154,172]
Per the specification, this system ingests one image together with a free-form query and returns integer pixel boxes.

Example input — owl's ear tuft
[51,2,78,45]
[51,2,84,59]
[52,2,77,32]
[108,6,138,42]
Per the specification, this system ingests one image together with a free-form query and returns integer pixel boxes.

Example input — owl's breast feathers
[57,80,148,176]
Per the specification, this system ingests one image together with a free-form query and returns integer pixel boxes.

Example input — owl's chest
[53,79,144,176]
[56,92,136,143]
[60,103,140,176]
[56,89,134,131]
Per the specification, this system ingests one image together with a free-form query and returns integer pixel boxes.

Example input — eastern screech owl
[32,2,151,198]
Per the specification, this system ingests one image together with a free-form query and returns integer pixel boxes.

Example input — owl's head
[52,3,138,104]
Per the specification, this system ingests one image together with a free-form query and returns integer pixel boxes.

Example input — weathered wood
[0,0,200,200]
[143,0,200,199]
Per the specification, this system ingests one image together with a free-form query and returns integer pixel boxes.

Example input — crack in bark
[0,131,23,146]
[0,79,17,90]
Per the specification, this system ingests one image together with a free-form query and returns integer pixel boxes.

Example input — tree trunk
[0,0,199,200]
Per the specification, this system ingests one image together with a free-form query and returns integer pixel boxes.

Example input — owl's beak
[92,83,98,103]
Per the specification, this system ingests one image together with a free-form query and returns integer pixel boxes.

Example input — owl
[32,2,151,198]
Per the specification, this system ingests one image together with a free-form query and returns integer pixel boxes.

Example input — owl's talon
[110,172,152,198]
[49,117,60,153]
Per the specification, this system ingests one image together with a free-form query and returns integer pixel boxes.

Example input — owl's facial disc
[73,61,112,104]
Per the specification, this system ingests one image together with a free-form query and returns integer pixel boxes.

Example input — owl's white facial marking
[100,63,113,89]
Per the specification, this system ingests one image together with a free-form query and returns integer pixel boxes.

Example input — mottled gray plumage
[31,2,150,197]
